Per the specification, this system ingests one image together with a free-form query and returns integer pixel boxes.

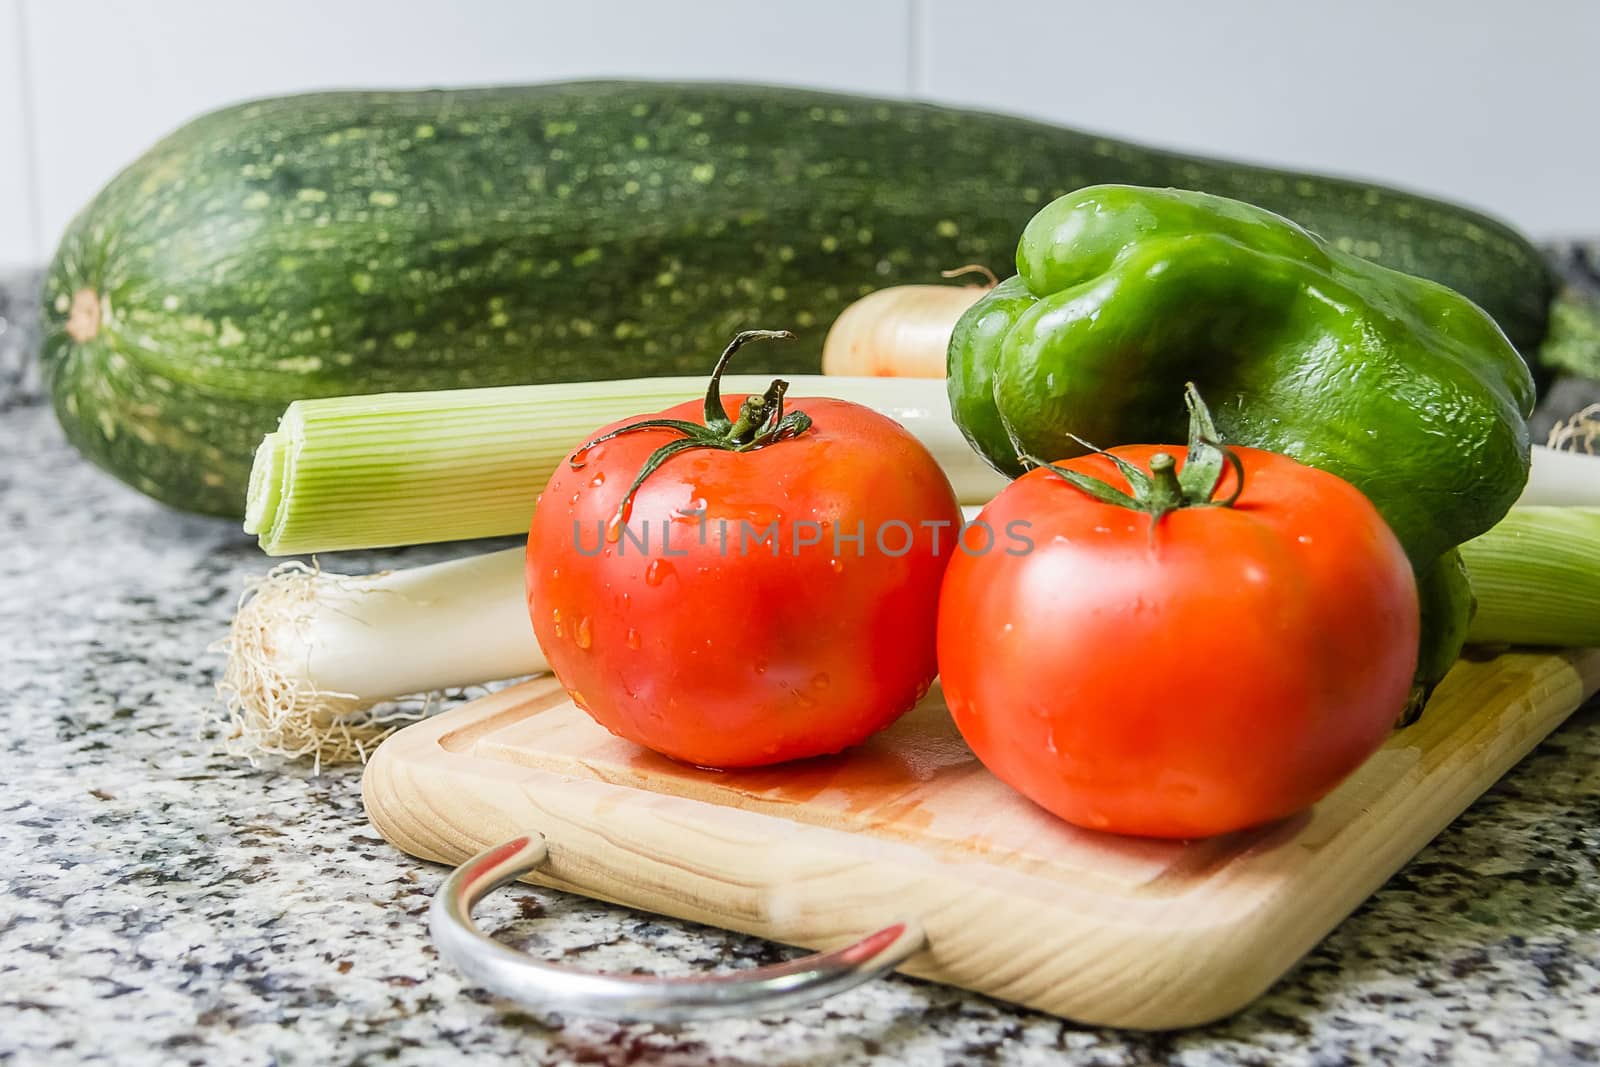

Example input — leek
[218,501,1600,766]
[214,549,543,767]
[1460,507,1600,647]
[245,375,1009,556]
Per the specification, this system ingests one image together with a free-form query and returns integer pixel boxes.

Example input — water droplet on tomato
[549,567,559,580]
[644,559,673,586]
[743,503,783,528]
[621,591,632,608]
[829,558,844,574]
[754,659,768,675]
[550,607,564,638]
[589,471,606,488]
[811,672,830,690]
[1298,534,1313,545]
[570,689,590,711]
[569,491,581,505]
[574,616,593,649]
[626,627,641,650]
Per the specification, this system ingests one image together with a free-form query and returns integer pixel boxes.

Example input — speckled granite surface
[3,264,1600,1066]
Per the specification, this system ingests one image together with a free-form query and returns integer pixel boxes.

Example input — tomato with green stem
[937,386,1420,839]
[528,330,962,768]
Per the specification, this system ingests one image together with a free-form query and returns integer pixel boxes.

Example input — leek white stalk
[215,549,542,767]
[246,375,1009,556]
[218,499,1600,767]
[1521,445,1600,506]
[218,506,984,765]
[1519,403,1599,506]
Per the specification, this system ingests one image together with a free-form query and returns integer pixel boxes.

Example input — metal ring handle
[428,834,925,1022]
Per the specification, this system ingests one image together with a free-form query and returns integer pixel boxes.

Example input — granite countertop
[4,260,1600,1067]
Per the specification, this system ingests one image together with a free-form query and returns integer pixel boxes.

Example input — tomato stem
[1146,453,1183,512]
[1017,384,1247,520]
[569,330,811,526]
[703,329,795,432]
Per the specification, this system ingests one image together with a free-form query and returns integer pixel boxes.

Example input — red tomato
[937,444,1419,839]
[528,389,960,769]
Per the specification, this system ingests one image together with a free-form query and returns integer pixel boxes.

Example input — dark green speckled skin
[39,81,1557,516]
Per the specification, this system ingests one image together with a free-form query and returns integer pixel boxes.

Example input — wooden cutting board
[363,648,1600,1029]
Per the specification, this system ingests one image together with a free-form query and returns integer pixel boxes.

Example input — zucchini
[40,80,1586,516]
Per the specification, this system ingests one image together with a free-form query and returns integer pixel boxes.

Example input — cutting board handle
[429,834,927,1022]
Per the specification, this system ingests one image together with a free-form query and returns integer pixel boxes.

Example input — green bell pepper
[948,185,1534,708]
[950,184,1533,568]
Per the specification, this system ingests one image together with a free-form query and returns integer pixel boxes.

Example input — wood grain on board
[363,648,1600,1028]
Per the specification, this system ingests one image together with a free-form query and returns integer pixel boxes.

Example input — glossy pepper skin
[949,185,1535,575]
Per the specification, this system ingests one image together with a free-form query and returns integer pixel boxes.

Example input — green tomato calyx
[1015,383,1245,528]
[569,329,811,527]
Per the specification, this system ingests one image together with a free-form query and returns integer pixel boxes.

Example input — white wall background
[1,0,1596,268]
